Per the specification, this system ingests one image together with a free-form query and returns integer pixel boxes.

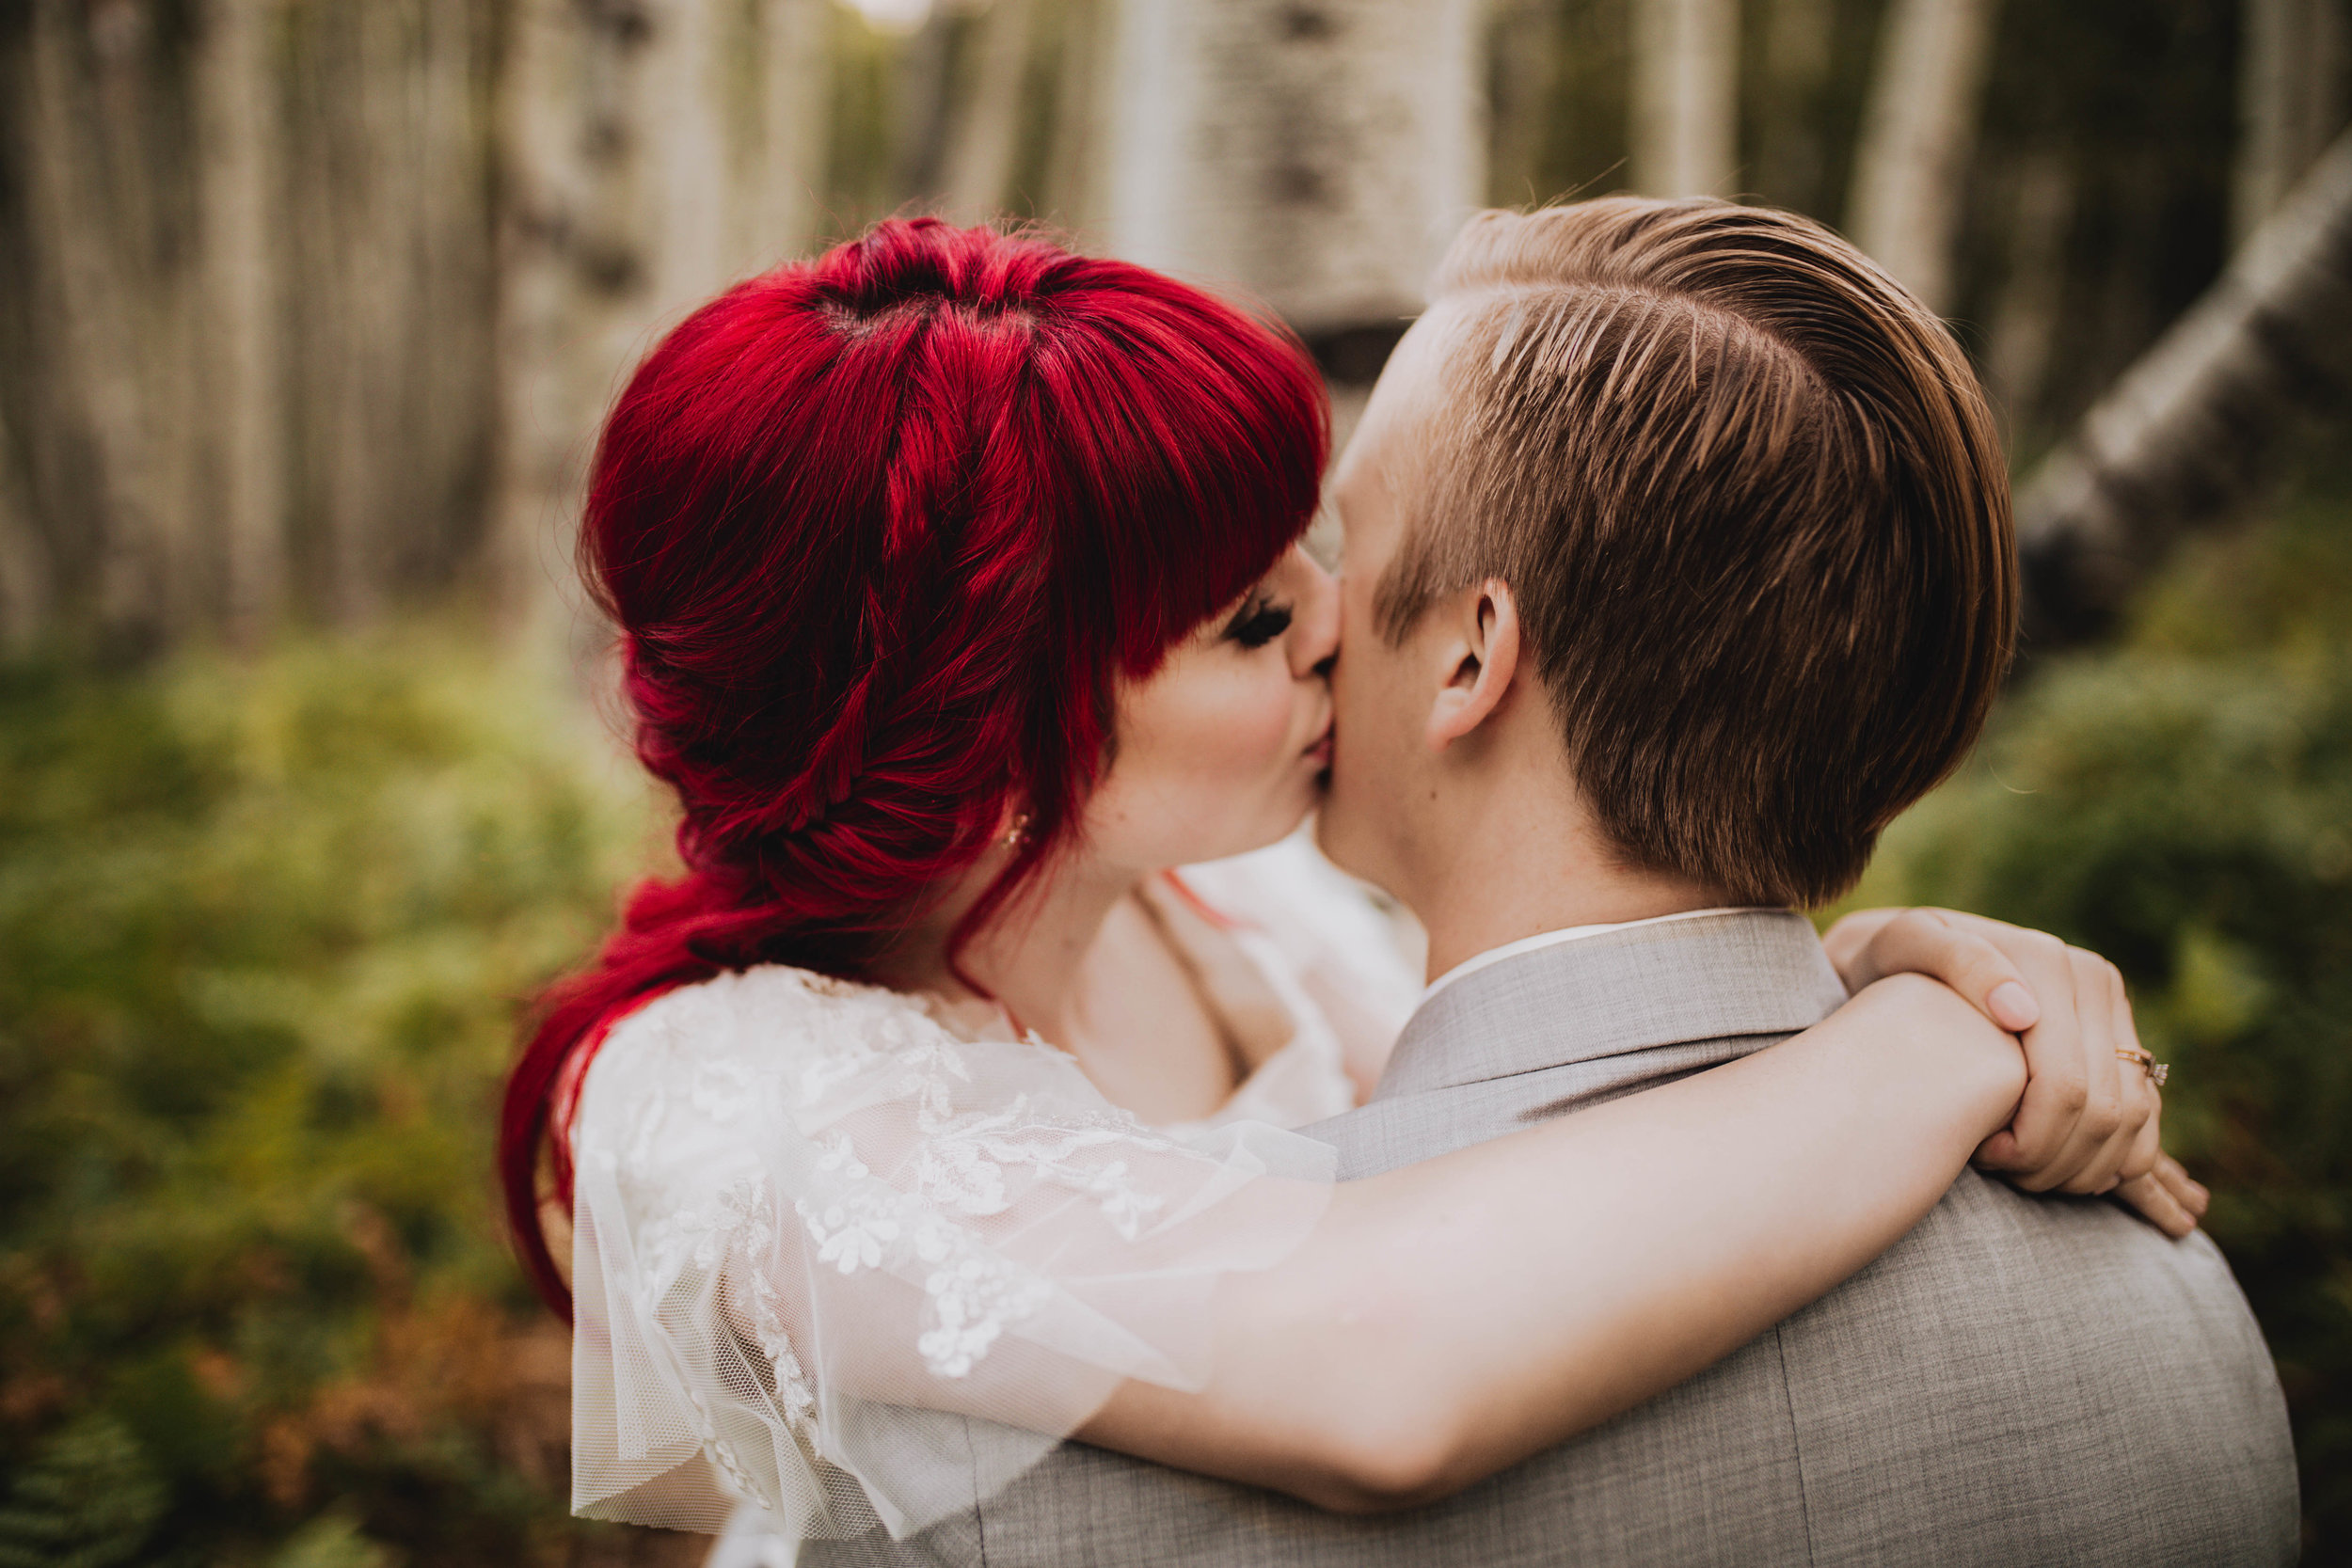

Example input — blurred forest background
[2,0,2349,1562]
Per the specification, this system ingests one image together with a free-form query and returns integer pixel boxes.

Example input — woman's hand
[1822,907,2205,1238]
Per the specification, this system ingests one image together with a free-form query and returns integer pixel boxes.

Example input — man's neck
[1415,863,1727,985]
[1402,765,1729,983]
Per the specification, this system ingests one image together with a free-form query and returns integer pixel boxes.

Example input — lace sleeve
[566,965,1336,1542]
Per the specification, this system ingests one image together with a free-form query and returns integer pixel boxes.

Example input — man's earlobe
[1425,579,1522,752]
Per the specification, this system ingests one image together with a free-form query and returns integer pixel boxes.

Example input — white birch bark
[1629,0,1739,198]
[1104,0,1485,342]
[1756,0,1833,208]
[895,10,960,199]
[490,0,661,627]
[2233,0,2347,245]
[1846,0,2001,314]
[942,0,1041,220]
[1043,0,1110,232]
[748,0,834,265]
[2015,129,2352,637]
[25,0,187,642]
[0,403,51,648]
[1982,150,2076,427]
[650,0,735,308]
[1486,0,1565,208]
[193,0,285,642]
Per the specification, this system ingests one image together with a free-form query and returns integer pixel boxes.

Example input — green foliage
[270,1514,393,1568]
[0,630,659,1565]
[1854,487,2352,1556]
[0,1415,167,1568]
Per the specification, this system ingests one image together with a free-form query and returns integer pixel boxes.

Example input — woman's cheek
[1100,651,1305,864]
[1192,664,1298,793]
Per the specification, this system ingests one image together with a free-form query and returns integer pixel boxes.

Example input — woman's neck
[881,847,1143,1047]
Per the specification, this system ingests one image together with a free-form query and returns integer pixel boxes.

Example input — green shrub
[0,630,660,1565]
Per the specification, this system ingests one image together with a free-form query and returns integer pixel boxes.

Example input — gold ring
[2115,1046,2169,1087]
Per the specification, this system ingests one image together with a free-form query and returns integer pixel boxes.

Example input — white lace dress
[567,834,1422,1548]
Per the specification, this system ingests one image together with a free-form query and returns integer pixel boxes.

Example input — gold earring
[1002,812,1032,849]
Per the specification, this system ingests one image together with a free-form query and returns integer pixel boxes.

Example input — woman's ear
[1424,578,1522,752]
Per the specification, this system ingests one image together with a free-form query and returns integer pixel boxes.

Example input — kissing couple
[501,198,2297,1564]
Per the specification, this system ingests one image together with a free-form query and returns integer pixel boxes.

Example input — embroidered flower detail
[814,1133,869,1181]
[913,1136,1010,1216]
[800,1200,899,1275]
[689,1054,757,1121]
[917,1255,1051,1378]
[1082,1161,1163,1240]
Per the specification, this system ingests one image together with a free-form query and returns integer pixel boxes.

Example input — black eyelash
[1224,600,1294,650]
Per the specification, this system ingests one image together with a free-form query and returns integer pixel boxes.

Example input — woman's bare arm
[1078,974,2022,1511]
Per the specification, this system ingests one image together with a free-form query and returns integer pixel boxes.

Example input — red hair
[499,219,1327,1315]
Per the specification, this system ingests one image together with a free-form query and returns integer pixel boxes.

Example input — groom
[819,199,2299,1562]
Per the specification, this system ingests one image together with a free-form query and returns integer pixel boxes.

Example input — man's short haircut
[1377,197,2015,907]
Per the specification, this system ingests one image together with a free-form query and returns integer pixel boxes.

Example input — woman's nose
[1291,546,1342,680]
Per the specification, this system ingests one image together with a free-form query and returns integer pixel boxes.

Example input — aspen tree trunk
[1105,0,1481,557]
[1982,149,2075,429]
[1104,0,1484,351]
[278,0,498,623]
[1629,0,1739,198]
[0,403,49,647]
[750,0,834,265]
[649,0,734,308]
[193,0,285,642]
[1846,0,2000,314]
[661,0,831,301]
[490,0,663,626]
[1756,0,1833,212]
[895,9,960,201]
[1042,0,1110,230]
[2015,130,2352,642]
[1486,0,1565,208]
[943,0,1041,220]
[2233,0,2348,245]
[23,0,198,646]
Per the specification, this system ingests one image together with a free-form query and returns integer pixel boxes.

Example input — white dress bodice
[567,834,1422,1546]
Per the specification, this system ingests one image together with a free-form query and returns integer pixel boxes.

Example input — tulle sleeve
[566,965,1337,1542]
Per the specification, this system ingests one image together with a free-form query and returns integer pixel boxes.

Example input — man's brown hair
[1376,197,2015,907]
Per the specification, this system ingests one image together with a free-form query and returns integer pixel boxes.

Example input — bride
[499,218,2199,1547]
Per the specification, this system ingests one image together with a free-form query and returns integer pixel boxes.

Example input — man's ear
[1425,578,1522,752]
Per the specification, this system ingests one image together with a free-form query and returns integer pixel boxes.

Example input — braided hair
[499,219,1328,1315]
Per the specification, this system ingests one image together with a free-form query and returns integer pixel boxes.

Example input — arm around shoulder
[1079,972,2027,1510]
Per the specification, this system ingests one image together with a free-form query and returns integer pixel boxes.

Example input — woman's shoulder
[594,962,937,1073]
[574,963,978,1162]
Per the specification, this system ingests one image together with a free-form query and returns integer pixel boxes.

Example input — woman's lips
[1304,724,1333,768]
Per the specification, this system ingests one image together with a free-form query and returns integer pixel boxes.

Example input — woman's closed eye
[1223,599,1294,650]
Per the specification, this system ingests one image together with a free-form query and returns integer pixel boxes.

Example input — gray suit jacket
[807,911,2299,1566]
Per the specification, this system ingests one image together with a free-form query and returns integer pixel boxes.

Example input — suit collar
[1374,909,1848,1099]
